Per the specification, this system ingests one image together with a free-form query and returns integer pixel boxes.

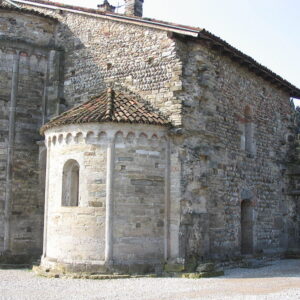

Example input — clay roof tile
[40,88,170,134]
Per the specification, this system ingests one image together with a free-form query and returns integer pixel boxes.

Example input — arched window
[62,159,79,206]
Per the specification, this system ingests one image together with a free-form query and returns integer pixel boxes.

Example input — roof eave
[13,0,199,37]
[195,31,300,99]
[40,120,171,136]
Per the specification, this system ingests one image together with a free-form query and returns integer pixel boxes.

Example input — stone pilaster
[164,138,171,260]
[105,138,115,263]
[4,51,20,252]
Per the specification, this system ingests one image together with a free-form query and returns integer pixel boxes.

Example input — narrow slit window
[244,106,254,155]
[245,122,253,153]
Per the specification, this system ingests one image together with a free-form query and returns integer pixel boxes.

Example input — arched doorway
[241,200,253,254]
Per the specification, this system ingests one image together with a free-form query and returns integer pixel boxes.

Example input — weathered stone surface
[196,263,215,273]
[175,38,298,261]
[164,263,185,273]
[42,123,167,269]
[0,0,299,272]
[0,7,59,262]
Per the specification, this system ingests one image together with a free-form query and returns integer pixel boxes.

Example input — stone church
[0,0,300,273]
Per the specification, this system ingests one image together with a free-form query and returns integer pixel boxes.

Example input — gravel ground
[0,259,300,300]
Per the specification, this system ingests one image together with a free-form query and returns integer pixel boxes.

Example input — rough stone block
[164,263,185,272]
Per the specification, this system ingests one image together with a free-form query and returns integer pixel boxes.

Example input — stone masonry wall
[9,51,46,257]
[113,129,167,265]
[0,9,58,261]
[43,123,167,269]
[19,3,183,125]
[44,124,107,263]
[176,38,296,261]
[0,9,56,46]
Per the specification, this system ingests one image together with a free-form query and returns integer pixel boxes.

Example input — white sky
[53,0,300,102]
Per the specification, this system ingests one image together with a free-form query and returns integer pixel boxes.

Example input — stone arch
[52,135,57,146]
[66,133,73,144]
[115,131,124,145]
[62,159,80,207]
[74,132,84,144]
[159,135,167,146]
[150,134,159,147]
[86,131,96,144]
[58,134,64,144]
[240,189,254,255]
[285,133,295,144]
[138,132,148,145]
[126,132,135,144]
[98,131,107,144]
[29,55,38,69]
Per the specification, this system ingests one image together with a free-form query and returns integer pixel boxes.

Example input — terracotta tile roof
[40,88,170,134]
[12,0,300,98]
